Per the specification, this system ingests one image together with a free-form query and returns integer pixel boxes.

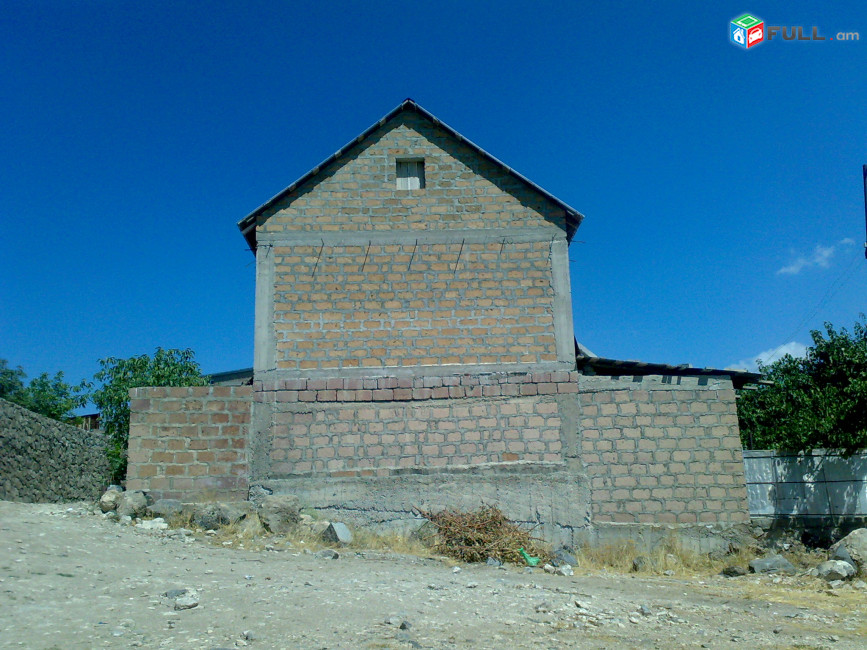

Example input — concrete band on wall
[0,398,110,502]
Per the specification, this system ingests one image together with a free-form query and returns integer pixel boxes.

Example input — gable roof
[238,98,584,252]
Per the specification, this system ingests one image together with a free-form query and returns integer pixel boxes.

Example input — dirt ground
[1,501,865,649]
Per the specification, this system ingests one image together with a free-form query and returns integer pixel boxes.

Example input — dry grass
[346,528,432,556]
[204,513,268,550]
[577,535,763,577]
[166,508,195,529]
[161,505,833,583]
[169,510,433,558]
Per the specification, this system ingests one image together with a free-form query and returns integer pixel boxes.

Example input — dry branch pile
[415,505,549,564]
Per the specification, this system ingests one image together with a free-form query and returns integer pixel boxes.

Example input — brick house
[127,100,757,548]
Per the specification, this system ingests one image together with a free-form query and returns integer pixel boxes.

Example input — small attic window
[396,159,425,190]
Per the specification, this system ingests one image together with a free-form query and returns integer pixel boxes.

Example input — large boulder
[830,528,867,575]
[258,495,301,534]
[116,490,149,518]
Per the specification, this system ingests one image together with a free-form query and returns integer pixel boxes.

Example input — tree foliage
[0,358,89,423]
[0,359,26,400]
[737,318,867,454]
[91,348,209,483]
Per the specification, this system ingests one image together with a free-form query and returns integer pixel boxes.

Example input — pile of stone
[721,528,867,589]
[98,487,353,545]
[810,528,867,589]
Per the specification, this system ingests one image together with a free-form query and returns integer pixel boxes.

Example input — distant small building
[77,413,101,431]
[208,368,253,386]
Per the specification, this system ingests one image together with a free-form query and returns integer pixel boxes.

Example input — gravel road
[1,501,864,649]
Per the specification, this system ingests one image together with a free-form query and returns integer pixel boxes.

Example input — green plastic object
[518,547,540,567]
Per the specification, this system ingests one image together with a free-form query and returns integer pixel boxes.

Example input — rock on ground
[257,495,301,534]
[832,528,867,574]
[116,490,148,518]
[137,517,169,531]
[98,487,123,513]
[186,502,253,530]
[322,521,352,545]
[722,566,748,577]
[749,554,798,575]
[817,560,856,581]
[147,499,183,518]
[553,547,578,567]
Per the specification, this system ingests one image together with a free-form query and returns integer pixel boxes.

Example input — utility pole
[863,165,867,259]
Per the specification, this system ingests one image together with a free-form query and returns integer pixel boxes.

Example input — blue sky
[2,1,866,390]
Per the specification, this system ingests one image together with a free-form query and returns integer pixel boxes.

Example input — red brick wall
[272,240,557,371]
[126,386,251,501]
[256,372,576,478]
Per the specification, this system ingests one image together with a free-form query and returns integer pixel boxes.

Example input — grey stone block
[147,499,183,518]
[749,554,797,575]
[322,522,352,545]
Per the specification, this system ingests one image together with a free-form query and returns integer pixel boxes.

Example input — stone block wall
[574,375,749,525]
[0,398,110,502]
[126,386,251,501]
[272,239,557,371]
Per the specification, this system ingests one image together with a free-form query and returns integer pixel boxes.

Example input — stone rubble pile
[96,487,354,545]
[711,527,867,591]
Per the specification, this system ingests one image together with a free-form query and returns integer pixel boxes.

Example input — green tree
[0,359,89,423]
[92,348,208,482]
[737,317,867,454]
[0,359,26,400]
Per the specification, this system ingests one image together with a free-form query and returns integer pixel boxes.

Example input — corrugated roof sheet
[576,354,763,389]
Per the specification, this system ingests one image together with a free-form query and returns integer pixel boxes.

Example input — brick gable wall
[272,240,556,371]
[259,113,567,234]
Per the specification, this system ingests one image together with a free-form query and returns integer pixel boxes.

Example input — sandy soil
[1,500,865,649]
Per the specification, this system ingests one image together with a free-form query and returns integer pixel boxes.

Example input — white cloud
[776,239,854,275]
[728,341,808,373]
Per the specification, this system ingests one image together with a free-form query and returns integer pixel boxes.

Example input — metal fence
[743,450,867,517]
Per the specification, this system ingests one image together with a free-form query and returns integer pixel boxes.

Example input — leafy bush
[92,348,208,482]
[738,317,867,455]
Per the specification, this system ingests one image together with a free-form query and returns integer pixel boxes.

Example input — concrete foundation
[256,461,590,546]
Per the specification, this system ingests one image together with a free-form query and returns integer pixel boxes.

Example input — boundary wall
[0,398,110,502]
[126,373,750,548]
[126,386,251,501]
